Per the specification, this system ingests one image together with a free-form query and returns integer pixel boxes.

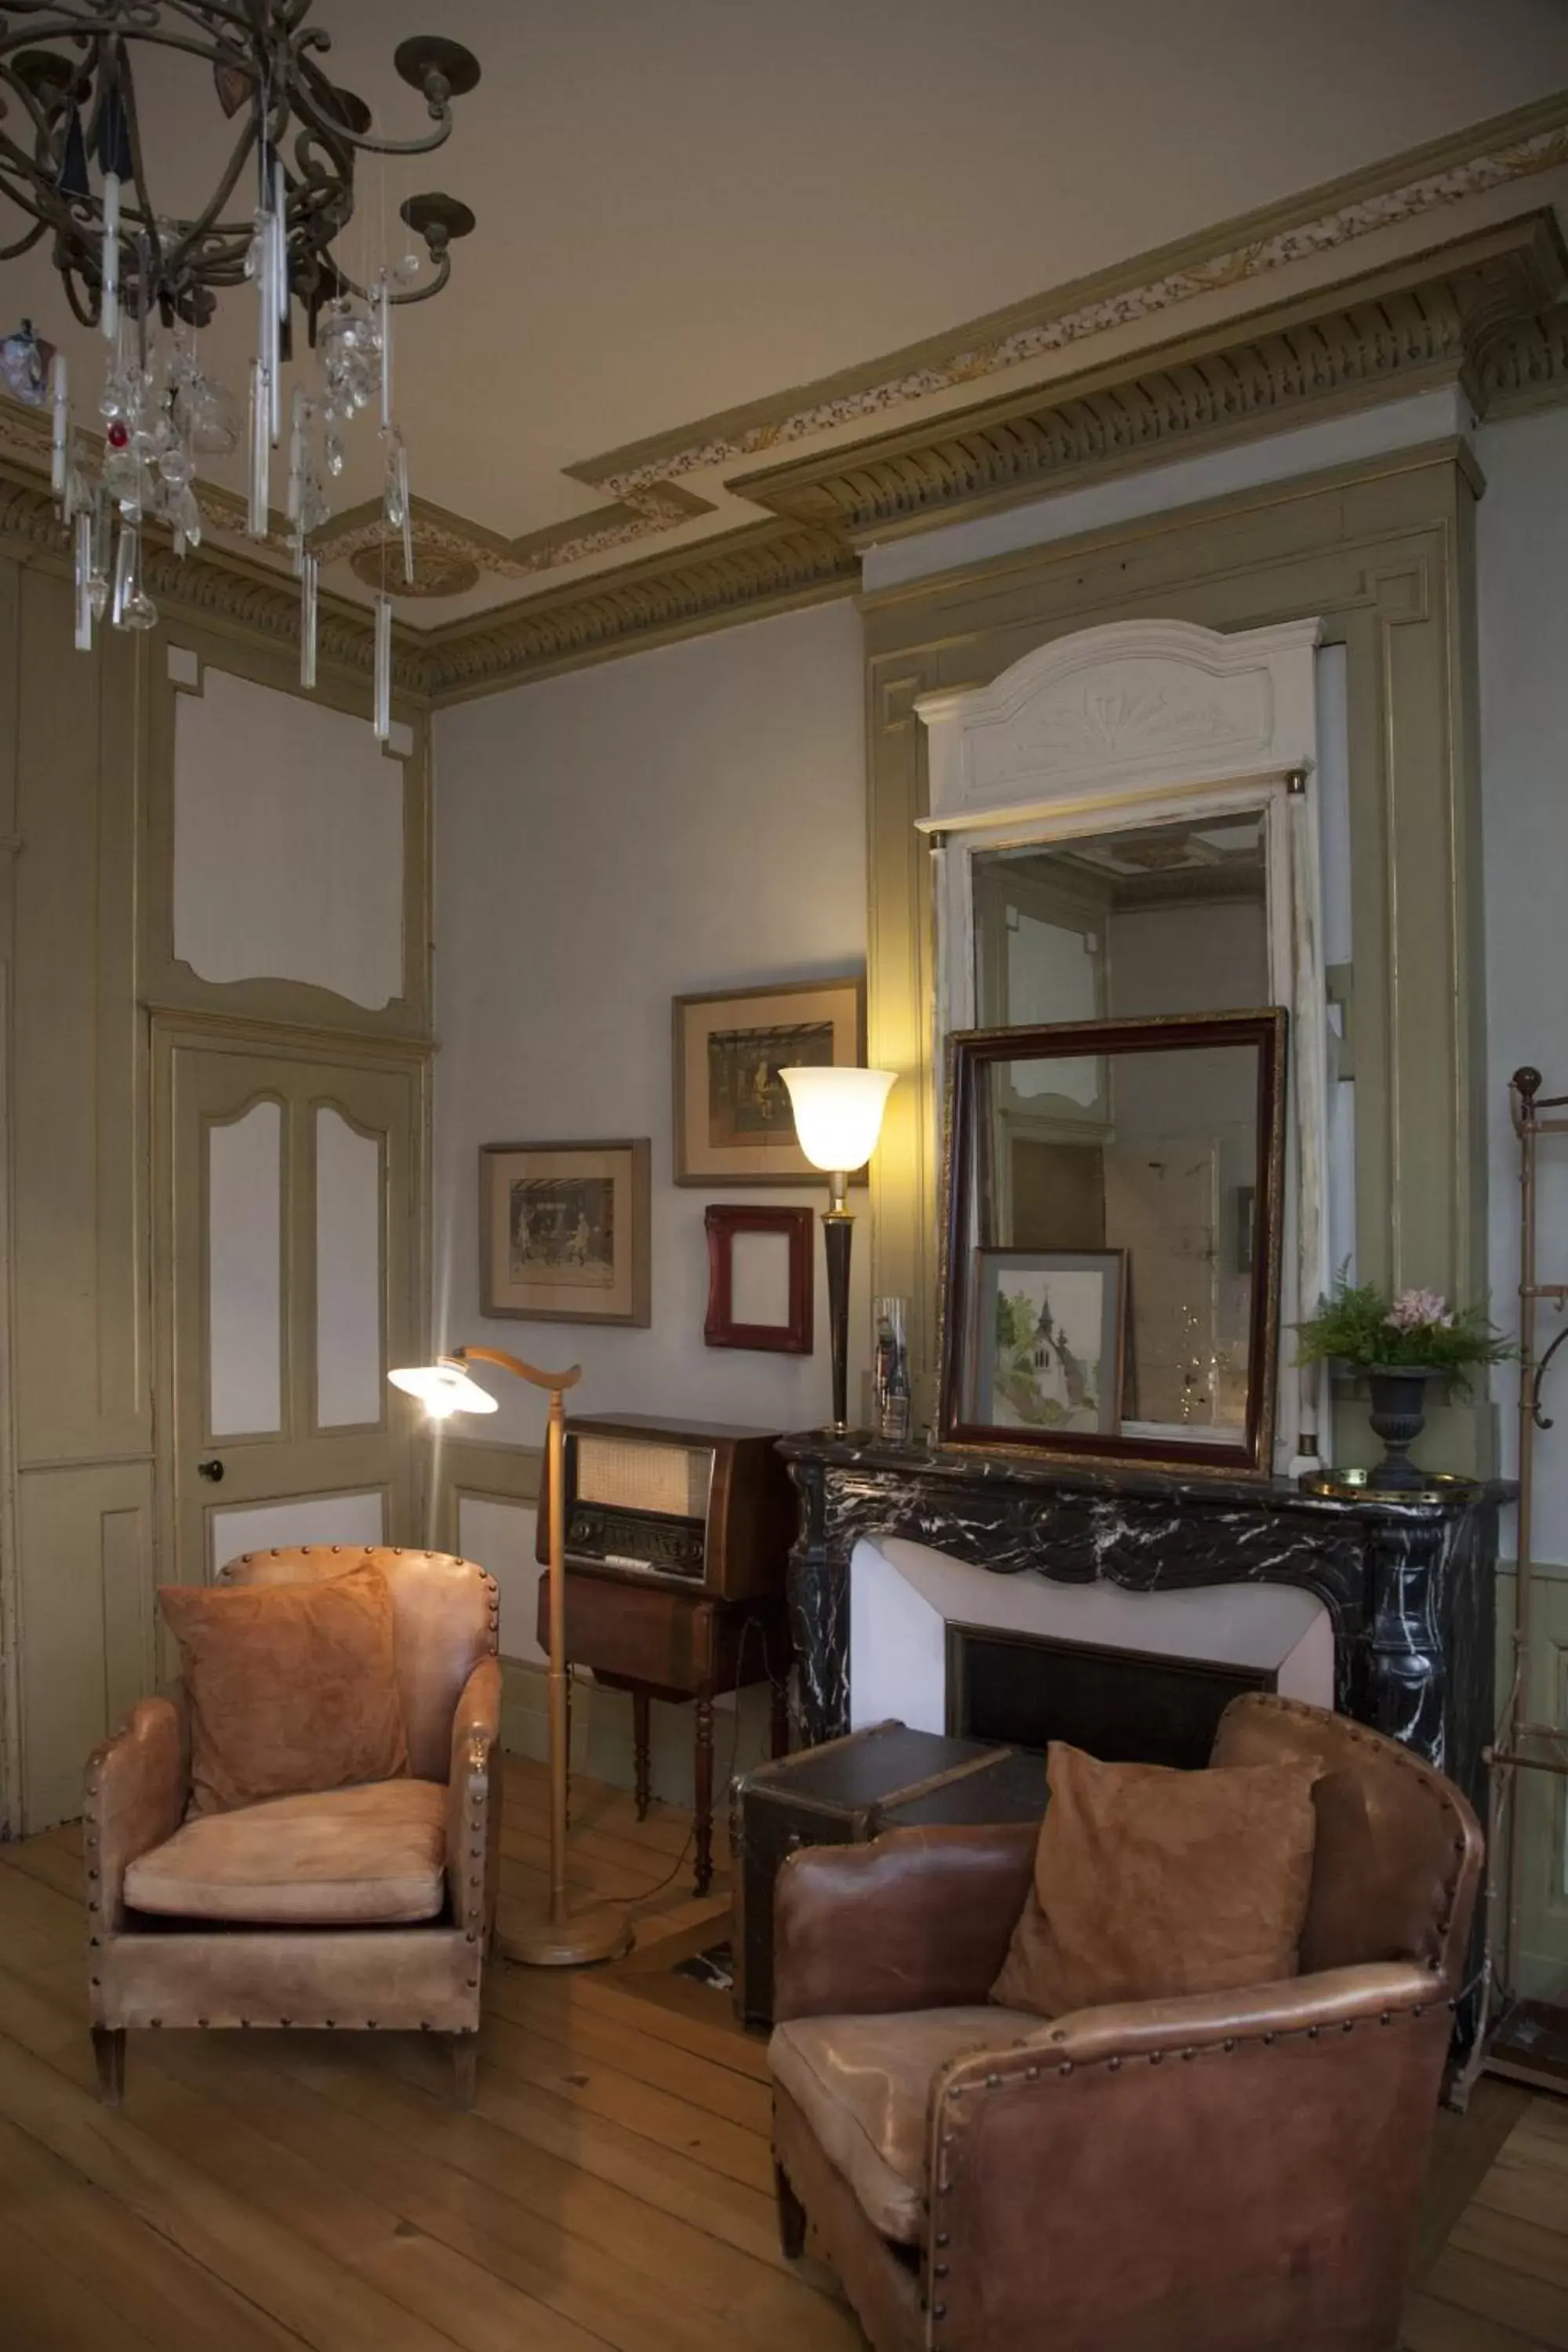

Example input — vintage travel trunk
[730,1719,1047,2028]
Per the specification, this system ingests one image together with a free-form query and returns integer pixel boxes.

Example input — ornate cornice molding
[1479,303,1568,414]
[731,213,1566,541]
[0,207,1565,706]
[419,518,858,701]
[566,94,1568,514]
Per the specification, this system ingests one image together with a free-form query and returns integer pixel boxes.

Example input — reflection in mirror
[972,810,1269,1030]
[942,1012,1285,1474]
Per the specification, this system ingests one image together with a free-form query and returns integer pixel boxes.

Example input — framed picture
[967,1248,1126,1436]
[479,1139,651,1326]
[704,1204,814,1354]
[673,975,866,1185]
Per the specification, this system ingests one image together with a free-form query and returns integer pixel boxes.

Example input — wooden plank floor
[0,1752,1558,2352]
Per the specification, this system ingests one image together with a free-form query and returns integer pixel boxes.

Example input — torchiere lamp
[779,1065,897,1433]
[387,1345,633,1968]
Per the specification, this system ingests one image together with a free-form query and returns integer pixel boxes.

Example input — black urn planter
[1364,1365,1444,1491]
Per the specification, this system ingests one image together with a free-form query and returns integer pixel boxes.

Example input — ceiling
[5,0,1568,627]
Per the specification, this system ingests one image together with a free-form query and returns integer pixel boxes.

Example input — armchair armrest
[775,1820,1038,2022]
[446,1656,503,1947]
[84,1692,191,1936]
[926,1962,1452,2352]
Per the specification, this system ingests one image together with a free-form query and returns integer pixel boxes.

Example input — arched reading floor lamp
[388,1346,633,1968]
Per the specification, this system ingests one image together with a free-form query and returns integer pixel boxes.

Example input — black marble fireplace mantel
[778,1432,1512,1826]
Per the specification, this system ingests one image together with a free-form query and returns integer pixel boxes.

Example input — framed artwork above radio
[673,974,866,1185]
[704,1204,814,1354]
[479,1138,652,1326]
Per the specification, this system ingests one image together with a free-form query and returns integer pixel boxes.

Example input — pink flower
[1386,1287,1454,1332]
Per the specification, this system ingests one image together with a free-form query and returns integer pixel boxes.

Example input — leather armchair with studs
[84,1544,502,2110]
[768,1693,1483,2352]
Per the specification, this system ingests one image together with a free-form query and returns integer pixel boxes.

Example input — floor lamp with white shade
[778,1065,897,1434]
[388,1345,633,1968]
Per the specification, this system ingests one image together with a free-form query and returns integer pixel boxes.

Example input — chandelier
[0,3,481,734]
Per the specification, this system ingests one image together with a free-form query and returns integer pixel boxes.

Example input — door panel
[314,1105,385,1428]
[210,1490,386,1562]
[207,1096,284,1436]
[162,1032,423,1584]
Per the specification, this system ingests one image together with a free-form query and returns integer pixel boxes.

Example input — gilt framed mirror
[938,1009,1287,1475]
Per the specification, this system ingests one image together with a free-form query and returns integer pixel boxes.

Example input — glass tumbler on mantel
[873,1298,912,1445]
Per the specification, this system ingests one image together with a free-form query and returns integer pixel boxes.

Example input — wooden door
[157,1022,427,1585]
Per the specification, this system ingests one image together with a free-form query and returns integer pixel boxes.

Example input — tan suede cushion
[124,1778,446,1924]
[991,1740,1320,2018]
[158,1563,408,1817]
[769,2007,1041,2242]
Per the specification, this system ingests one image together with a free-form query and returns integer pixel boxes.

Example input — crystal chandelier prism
[2,4,480,733]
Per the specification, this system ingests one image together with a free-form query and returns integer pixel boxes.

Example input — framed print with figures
[673,975,866,1185]
[480,1139,651,1326]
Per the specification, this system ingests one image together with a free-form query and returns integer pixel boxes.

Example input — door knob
[197,1458,225,1483]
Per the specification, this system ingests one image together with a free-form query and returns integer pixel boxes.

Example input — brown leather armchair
[85,1545,503,2111]
[769,1693,1483,2352]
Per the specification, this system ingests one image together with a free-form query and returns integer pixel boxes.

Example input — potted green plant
[1295,1276,1513,1492]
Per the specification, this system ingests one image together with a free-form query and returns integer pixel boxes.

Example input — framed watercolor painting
[479,1139,651,1326]
[673,975,866,1185]
[966,1248,1126,1436]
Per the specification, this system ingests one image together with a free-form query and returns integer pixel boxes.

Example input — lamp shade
[779,1065,896,1174]
[387,1359,499,1421]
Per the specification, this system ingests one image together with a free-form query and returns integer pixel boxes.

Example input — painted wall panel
[173,667,405,1011]
[18,1464,154,1830]
[11,568,149,1468]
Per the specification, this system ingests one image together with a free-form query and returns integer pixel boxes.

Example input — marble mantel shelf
[777,1430,1513,1835]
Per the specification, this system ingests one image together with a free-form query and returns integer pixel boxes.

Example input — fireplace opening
[946,1621,1275,1769]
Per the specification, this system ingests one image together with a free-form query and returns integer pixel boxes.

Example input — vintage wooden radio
[535,1413,794,1602]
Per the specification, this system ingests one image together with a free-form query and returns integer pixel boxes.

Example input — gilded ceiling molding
[0,205,1563,706]
[730,216,1566,540]
[312,481,715,593]
[568,93,1568,513]
[420,518,857,701]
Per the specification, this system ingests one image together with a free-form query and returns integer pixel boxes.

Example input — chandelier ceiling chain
[0,2,481,730]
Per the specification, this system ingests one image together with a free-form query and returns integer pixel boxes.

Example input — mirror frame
[937,1008,1287,1478]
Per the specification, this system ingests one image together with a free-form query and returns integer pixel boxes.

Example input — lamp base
[499,1901,633,1969]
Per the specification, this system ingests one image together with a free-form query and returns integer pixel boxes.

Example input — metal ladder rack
[1472,1067,1568,2096]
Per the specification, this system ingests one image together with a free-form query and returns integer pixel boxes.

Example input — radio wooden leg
[632,1688,652,1821]
[694,1694,715,1896]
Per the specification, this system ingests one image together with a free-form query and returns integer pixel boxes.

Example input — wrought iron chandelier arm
[0,215,48,261]
[289,66,456,161]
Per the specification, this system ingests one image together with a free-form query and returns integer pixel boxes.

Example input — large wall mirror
[939,1011,1286,1473]
[919,615,1334,1476]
